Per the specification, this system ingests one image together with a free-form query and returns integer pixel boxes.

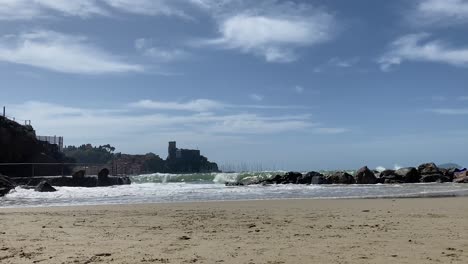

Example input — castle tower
[168,141,177,160]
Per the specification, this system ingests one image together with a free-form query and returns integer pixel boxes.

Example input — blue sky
[1,0,468,170]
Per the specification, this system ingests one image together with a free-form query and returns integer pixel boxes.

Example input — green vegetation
[63,144,116,164]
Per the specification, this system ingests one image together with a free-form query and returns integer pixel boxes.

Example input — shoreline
[1,198,467,263]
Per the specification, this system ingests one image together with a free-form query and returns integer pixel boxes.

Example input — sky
[0,0,467,171]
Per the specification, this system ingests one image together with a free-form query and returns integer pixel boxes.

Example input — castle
[166,141,219,173]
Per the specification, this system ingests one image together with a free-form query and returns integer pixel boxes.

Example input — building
[167,141,200,161]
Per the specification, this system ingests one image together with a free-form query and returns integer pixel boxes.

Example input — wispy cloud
[0,0,201,20]
[130,99,311,111]
[428,108,468,115]
[458,96,468,101]
[379,33,468,71]
[135,38,189,62]
[0,30,143,74]
[129,99,225,112]
[0,0,107,20]
[196,1,336,63]
[6,101,347,144]
[411,0,468,26]
[249,94,264,102]
[295,86,305,94]
[103,0,191,18]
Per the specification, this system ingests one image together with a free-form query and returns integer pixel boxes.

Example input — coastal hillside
[63,143,219,175]
[0,116,73,177]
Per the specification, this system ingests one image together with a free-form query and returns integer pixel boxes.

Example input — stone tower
[168,141,177,160]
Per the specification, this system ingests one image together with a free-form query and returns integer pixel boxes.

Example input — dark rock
[418,162,441,175]
[420,174,451,183]
[326,171,355,184]
[395,167,420,183]
[311,175,330,185]
[418,163,445,182]
[355,166,377,184]
[0,174,15,196]
[34,181,57,192]
[283,172,302,184]
[72,170,85,179]
[297,171,323,184]
[454,171,468,183]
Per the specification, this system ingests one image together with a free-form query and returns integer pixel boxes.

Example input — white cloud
[0,0,202,20]
[6,101,346,142]
[249,94,264,102]
[379,33,468,71]
[295,86,304,94]
[130,99,312,112]
[135,38,188,62]
[0,30,143,74]
[458,96,468,101]
[413,0,468,26]
[102,0,189,18]
[429,108,468,115]
[328,57,360,68]
[198,1,336,63]
[129,99,225,112]
[0,0,107,20]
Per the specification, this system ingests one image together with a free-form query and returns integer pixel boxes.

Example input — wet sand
[0,197,467,264]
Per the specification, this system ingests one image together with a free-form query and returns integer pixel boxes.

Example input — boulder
[355,166,377,184]
[0,174,15,197]
[283,172,302,184]
[72,170,85,180]
[34,181,57,192]
[297,171,323,184]
[420,174,451,183]
[417,163,445,183]
[395,167,420,183]
[378,170,403,183]
[454,171,468,183]
[418,162,441,175]
[97,168,111,186]
[311,175,330,185]
[326,172,355,184]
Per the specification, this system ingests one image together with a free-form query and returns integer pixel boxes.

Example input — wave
[129,171,283,184]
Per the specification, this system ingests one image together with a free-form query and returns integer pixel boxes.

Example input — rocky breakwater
[12,168,131,188]
[226,163,466,186]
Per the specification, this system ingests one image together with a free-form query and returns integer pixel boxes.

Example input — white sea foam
[2,172,468,208]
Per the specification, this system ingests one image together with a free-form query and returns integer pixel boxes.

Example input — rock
[97,168,111,186]
[326,171,355,184]
[420,174,451,183]
[418,162,441,175]
[72,170,85,180]
[454,171,468,183]
[0,174,15,197]
[355,166,377,184]
[297,171,323,184]
[283,172,302,184]
[34,181,57,192]
[311,175,330,185]
[395,167,420,183]
[264,172,302,184]
[418,163,445,182]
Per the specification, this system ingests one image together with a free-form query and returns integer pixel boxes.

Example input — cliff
[0,116,73,177]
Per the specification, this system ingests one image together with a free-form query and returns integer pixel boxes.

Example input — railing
[0,163,127,178]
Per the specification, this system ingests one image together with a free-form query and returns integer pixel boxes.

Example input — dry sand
[0,198,467,264]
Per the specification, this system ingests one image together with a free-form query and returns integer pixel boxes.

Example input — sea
[2,171,468,208]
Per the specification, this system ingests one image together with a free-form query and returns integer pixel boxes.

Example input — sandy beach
[0,198,467,264]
